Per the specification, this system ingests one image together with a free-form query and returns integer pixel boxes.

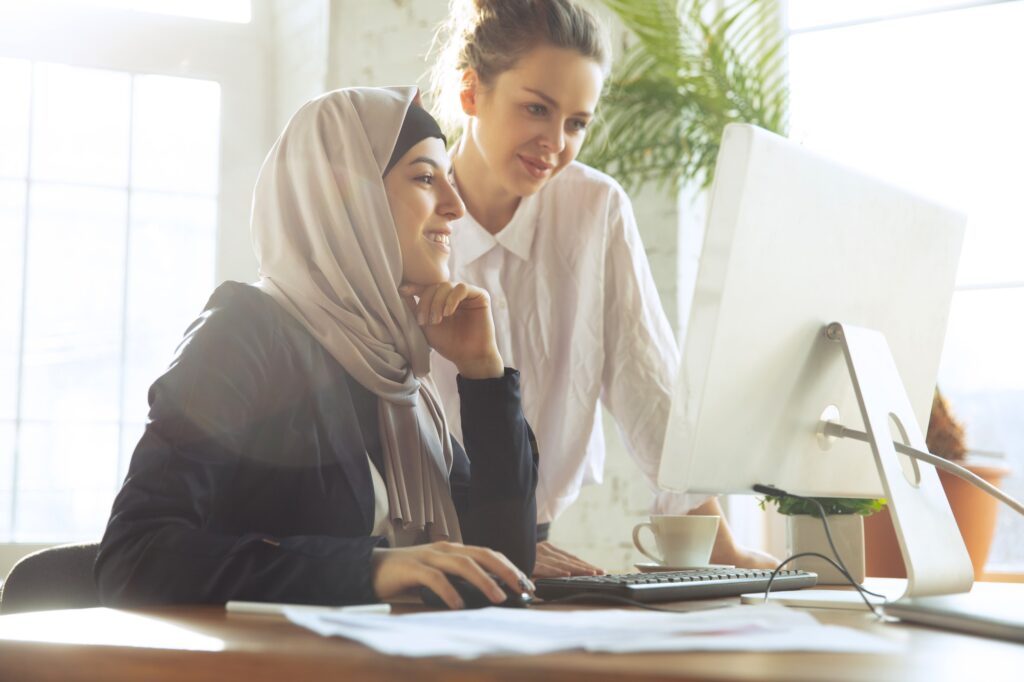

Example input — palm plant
[582,0,789,192]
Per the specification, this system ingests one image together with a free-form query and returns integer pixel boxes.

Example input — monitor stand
[747,322,974,610]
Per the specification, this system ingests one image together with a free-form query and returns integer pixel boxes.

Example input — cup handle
[632,522,662,564]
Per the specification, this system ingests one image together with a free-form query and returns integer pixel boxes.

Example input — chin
[506,174,544,198]
[407,268,450,287]
[508,165,556,197]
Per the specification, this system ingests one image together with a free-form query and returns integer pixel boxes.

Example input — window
[787,0,1024,570]
[0,2,268,543]
[0,61,220,542]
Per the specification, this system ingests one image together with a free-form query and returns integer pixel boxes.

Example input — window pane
[939,288,1024,569]
[0,422,13,538]
[122,192,216,425]
[14,421,118,542]
[31,63,131,187]
[787,0,1006,30]
[0,181,25,421]
[20,185,127,423]
[789,1,1024,287]
[132,75,221,195]
[0,58,31,179]
[940,289,1024,392]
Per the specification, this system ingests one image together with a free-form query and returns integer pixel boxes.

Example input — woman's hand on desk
[693,497,781,570]
[716,545,780,570]
[370,542,533,610]
[400,282,503,379]
[532,541,605,578]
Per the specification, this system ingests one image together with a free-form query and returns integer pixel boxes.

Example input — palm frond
[581,0,789,192]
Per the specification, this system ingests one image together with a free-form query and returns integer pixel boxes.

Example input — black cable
[765,552,887,618]
[753,483,891,620]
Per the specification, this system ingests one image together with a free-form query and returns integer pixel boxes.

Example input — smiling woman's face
[464,44,605,198]
[383,137,465,286]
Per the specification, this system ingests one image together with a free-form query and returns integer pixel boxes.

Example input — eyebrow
[408,156,441,169]
[523,87,593,118]
[407,156,452,174]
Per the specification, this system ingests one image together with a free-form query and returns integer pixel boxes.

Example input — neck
[452,131,521,235]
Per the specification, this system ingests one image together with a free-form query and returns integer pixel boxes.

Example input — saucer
[634,562,735,573]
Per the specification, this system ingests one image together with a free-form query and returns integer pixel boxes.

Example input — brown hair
[428,0,611,133]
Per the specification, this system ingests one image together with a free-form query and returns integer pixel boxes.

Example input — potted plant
[759,496,885,585]
[582,0,788,191]
[864,389,1011,578]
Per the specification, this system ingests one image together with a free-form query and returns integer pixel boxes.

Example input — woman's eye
[569,119,588,132]
[415,174,434,185]
[526,103,548,116]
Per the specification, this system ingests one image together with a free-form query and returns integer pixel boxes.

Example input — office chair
[0,542,101,615]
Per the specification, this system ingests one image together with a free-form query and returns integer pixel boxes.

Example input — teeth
[429,233,450,245]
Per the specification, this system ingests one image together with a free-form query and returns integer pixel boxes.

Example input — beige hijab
[251,86,460,542]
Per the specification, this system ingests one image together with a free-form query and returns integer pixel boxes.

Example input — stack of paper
[285,603,899,658]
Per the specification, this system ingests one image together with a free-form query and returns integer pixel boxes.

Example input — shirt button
[497,299,507,309]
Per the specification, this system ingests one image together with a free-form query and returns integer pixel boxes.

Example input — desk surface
[1,590,1022,682]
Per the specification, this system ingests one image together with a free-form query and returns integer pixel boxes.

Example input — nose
[537,120,566,155]
[438,176,465,221]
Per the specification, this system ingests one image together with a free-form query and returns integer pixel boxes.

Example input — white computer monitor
[658,124,972,599]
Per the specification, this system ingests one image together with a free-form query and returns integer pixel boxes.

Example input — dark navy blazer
[95,282,538,607]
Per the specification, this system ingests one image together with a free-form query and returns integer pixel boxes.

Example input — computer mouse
[419,574,533,609]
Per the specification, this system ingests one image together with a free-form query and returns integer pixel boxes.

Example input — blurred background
[1,0,1021,578]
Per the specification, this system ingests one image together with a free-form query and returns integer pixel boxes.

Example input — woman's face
[464,44,605,197]
[383,137,465,286]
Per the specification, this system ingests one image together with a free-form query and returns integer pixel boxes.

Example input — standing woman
[428,0,776,576]
[95,87,537,609]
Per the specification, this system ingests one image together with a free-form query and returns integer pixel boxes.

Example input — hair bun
[428,0,609,133]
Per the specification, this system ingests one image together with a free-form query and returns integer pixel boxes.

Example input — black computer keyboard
[534,567,817,603]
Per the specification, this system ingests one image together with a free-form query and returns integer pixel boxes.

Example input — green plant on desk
[758,496,886,518]
[760,496,886,585]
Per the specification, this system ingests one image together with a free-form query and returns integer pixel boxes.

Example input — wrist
[456,353,504,379]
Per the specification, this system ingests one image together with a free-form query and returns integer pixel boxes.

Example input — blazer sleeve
[450,369,538,575]
[94,294,385,608]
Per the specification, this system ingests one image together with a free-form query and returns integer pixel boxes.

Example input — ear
[459,69,479,117]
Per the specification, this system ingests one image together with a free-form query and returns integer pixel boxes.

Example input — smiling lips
[518,154,554,179]
[425,231,451,252]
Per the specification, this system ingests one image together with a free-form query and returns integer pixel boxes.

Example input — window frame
[0,0,272,555]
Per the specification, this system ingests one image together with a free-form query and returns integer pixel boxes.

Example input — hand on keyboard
[532,541,605,578]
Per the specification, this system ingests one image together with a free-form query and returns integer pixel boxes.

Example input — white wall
[325,0,447,89]
[268,0,331,138]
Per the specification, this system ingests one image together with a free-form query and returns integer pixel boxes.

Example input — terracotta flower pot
[864,460,1011,578]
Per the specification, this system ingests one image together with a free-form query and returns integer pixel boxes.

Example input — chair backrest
[0,542,100,615]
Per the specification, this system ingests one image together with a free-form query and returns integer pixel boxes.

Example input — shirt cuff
[455,367,521,393]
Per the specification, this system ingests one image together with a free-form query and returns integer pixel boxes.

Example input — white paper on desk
[285,604,900,659]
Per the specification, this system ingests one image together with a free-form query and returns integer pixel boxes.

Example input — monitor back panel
[659,124,966,498]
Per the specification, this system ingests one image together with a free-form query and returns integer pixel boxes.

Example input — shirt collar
[495,191,540,261]
[452,191,542,265]
[451,211,497,266]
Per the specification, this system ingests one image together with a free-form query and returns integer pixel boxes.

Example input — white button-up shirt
[431,162,699,523]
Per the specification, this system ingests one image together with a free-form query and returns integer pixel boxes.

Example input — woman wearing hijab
[94,87,538,611]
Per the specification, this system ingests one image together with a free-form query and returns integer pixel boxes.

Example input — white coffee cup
[632,515,720,567]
